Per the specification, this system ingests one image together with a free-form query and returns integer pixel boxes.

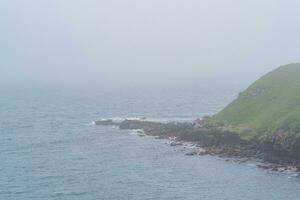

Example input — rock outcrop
[96,119,300,166]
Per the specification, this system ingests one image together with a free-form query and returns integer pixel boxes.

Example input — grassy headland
[212,63,300,139]
[96,64,300,168]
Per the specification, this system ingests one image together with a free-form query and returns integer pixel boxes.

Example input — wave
[129,129,145,136]
[91,116,196,125]
[85,121,96,126]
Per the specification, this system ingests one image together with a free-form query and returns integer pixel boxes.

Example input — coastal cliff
[96,63,300,170]
[211,63,300,164]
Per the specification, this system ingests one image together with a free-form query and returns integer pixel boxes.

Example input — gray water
[1,85,300,200]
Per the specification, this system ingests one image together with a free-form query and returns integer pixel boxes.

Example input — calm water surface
[1,85,300,200]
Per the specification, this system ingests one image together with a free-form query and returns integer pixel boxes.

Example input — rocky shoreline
[95,118,300,173]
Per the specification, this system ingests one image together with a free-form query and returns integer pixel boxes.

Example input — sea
[1,84,300,200]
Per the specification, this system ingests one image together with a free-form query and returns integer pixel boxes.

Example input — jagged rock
[95,119,300,170]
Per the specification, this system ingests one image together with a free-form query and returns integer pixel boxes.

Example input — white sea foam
[96,117,146,123]
[86,121,96,126]
[182,142,198,149]
[94,116,196,124]
[129,129,145,136]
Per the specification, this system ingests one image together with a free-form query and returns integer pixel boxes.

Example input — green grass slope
[212,63,300,138]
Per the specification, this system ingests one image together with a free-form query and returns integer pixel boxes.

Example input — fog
[1,0,300,87]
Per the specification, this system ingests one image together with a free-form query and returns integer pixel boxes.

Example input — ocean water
[1,85,300,200]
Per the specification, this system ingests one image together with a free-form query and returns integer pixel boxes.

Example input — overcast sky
[1,0,299,87]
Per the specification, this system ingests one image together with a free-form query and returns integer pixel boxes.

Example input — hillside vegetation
[212,63,300,138]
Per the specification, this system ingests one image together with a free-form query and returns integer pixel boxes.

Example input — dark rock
[185,151,197,156]
[95,118,300,171]
[95,119,114,126]
[257,164,271,170]
[170,142,183,146]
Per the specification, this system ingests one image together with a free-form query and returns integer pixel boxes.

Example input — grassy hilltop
[212,63,300,138]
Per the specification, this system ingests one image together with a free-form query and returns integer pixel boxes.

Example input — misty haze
[1,1,300,200]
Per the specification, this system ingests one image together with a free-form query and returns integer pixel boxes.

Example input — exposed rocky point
[95,118,300,172]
